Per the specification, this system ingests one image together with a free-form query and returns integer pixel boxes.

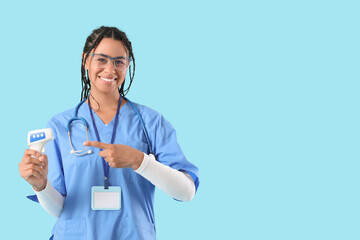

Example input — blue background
[0,0,359,239]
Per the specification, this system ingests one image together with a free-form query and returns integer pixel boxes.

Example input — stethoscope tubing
[67,97,154,155]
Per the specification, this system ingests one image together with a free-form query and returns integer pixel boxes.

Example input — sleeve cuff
[134,153,153,173]
[33,179,50,194]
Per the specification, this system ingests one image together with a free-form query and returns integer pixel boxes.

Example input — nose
[104,59,116,73]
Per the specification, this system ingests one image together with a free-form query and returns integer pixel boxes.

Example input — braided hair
[81,26,135,101]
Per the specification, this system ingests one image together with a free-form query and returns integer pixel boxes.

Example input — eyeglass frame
[89,53,132,70]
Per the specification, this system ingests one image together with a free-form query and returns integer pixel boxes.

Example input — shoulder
[126,100,173,130]
[128,101,161,119]
[47,106,76,128]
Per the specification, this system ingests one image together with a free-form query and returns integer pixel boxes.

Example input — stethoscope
[67,97,153,156]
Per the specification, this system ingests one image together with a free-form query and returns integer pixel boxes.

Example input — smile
[99,76,117,82]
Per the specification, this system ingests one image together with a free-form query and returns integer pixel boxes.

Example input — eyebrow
[96,53,127,59]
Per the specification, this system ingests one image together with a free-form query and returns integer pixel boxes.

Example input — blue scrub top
[44,101,199,240]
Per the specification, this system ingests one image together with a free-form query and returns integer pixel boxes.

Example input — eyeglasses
[90,53,132,70]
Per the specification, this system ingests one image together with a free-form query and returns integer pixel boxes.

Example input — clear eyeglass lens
[93,55,109,68]
[114,59,129,69]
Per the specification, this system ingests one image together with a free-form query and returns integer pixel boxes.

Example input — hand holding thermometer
[27,128,54,153]
[20,128,54,191]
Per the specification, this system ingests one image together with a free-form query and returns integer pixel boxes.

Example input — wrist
[33,179,47,192]
[131,151,144,170]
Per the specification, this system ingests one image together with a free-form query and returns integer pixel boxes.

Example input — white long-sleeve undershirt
[135,153,195,201]
[33,179,64,217]
[34,153,196,217]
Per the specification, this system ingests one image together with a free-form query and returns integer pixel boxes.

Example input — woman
[19,26,199,240]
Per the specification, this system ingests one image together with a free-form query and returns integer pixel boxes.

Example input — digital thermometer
[27,128,54,153]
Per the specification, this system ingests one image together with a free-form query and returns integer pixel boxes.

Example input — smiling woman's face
[85,38,129,96]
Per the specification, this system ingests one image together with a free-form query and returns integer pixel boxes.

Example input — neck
[88,91,120,111]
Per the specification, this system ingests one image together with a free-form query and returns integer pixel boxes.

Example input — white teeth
[100,77,116,82]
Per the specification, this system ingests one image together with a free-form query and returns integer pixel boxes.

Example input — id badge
[91,186,121,210]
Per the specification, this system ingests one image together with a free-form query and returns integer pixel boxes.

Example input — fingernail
[83,142,88,146]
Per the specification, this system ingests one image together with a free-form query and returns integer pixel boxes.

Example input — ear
[82,53,89,70]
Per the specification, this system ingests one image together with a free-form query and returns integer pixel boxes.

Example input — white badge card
[91,186,121,210]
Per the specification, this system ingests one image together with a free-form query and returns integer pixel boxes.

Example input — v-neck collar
[79,101,129,130]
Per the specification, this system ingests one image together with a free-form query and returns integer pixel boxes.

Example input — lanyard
[88,96,122,189]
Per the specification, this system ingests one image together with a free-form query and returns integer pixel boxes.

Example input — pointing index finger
[83,141,109,149]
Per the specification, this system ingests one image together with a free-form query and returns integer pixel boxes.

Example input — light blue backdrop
[0,0,359,239]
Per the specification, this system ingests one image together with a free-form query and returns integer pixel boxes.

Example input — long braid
[80,26,135,101]
[121,39,135,96]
